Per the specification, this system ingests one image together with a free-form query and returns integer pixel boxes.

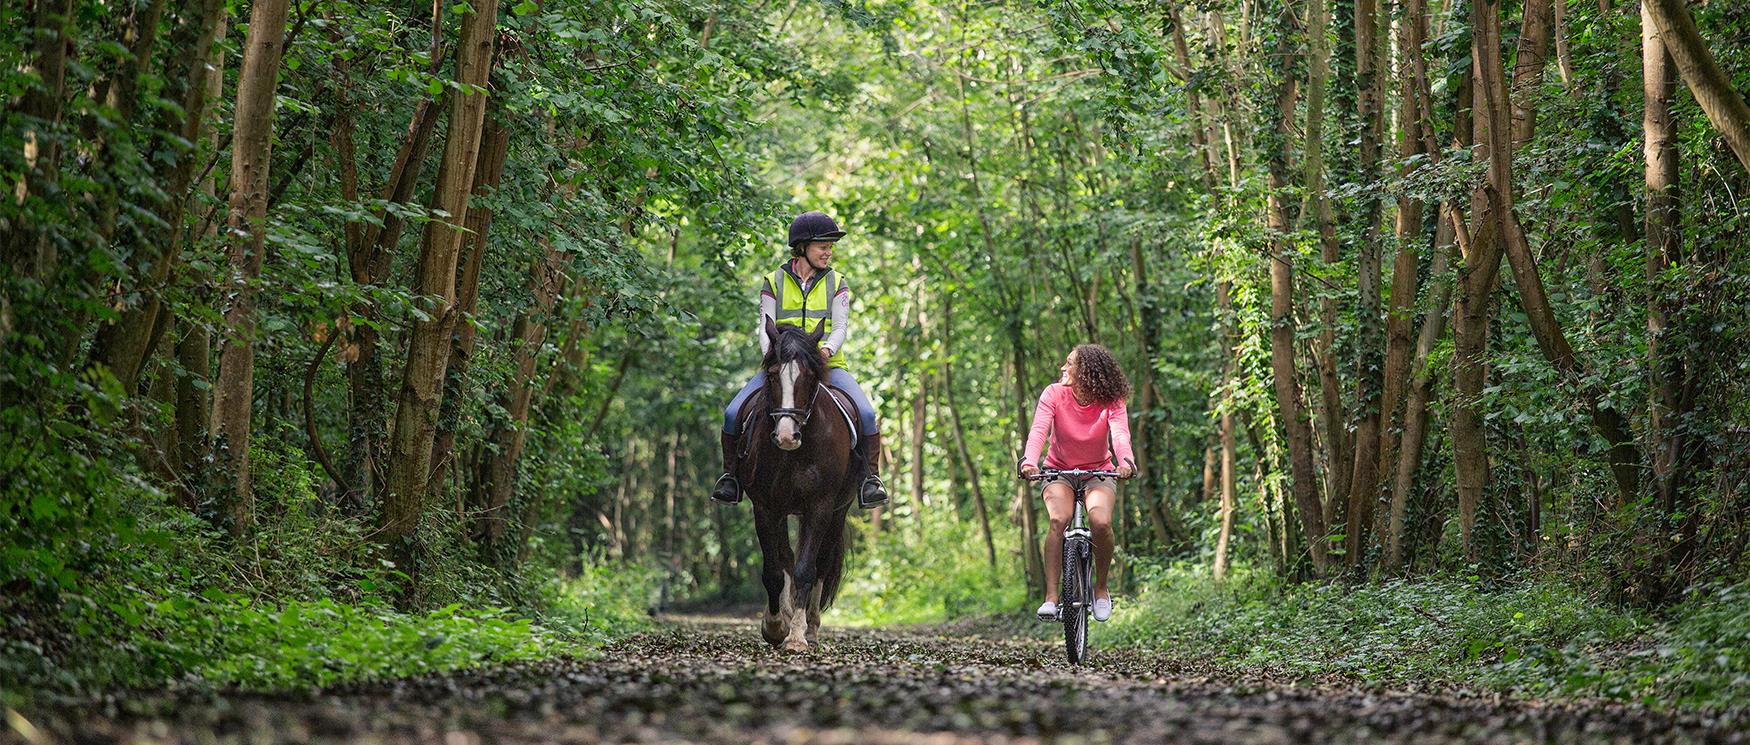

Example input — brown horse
[737,318,857,652]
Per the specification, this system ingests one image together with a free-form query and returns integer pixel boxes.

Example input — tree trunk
[1643,1,1692,595]
[208,0,292,537]
[85,0,227,395]
[1371,0,1430,571]
[431,102,512,499]
[1386,228,1454,571]
[1213,284,1241,581]
[1168,1,1221,191]
[2,0,75,283]
[1553,0,1575,92]
[1641,0,1750,173]
[1263,0,1327,575]
[1489,0,1643,505]
[381,0,499,590]
[1301,0,1351,532]
[479,129,576,565]
[1454,0,1517,559]
[943,320,997,567]
[1128,236,1174,549]
[1388,15,1473,571]
[1343,0,1392,570]
[1011,330,1044,590]
[344,71,450,511]
[170,14,228,512]
[952,30,1041,590]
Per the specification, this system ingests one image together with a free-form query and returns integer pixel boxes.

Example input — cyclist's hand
[1020,463,1039,479]
[1117,463,1136,480]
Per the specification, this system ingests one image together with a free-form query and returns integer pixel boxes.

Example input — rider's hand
[818,347,833,363]
[1117,462,1136,480]
[1020,463,1039,478]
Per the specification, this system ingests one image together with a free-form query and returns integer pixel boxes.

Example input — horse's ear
[764,316,780,347]
[809,319,825,345]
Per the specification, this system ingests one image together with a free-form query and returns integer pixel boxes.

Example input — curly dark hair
[1071,344,1131,405]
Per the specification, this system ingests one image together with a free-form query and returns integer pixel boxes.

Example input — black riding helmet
[787,211,845,256]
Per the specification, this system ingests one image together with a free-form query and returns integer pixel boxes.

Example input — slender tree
[209,0,293,536]
[382,0,500,588]
[1641,0,1750,172]
[1262,0,1328,574]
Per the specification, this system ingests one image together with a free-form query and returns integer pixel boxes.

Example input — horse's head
[761,317,826,451]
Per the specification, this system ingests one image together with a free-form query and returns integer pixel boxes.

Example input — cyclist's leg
[1041,480,1075,604]
[1085,481,1117,597]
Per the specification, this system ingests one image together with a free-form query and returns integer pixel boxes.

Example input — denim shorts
[1043,473,1117,495]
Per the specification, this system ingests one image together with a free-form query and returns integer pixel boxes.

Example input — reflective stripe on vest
[771,267,842,334]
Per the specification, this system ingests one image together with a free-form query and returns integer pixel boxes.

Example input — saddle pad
[825,386,860,451]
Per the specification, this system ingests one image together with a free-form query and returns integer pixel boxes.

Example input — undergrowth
[828,516,1026,625]
[1,433,657,707]
[1107,560,1750,712]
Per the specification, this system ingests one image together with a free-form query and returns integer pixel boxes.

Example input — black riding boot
[711,432,742,504]
[857,433,888,509]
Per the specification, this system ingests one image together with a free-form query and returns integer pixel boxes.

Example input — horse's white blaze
[775,361,801,448]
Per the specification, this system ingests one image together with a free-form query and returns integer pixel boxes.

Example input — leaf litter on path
[9,613,1744,744]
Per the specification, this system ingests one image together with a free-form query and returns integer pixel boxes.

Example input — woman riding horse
[713,211,887,510]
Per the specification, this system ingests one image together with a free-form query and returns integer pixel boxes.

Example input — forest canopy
[4,0,1750,707]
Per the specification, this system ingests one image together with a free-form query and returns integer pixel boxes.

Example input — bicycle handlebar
[1019,467,1126,481]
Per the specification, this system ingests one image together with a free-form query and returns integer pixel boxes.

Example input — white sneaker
[1035,601,1059,620]
[1092,596,1113,622]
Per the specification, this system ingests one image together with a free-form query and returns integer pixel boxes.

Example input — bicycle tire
[1062,536,1090,664]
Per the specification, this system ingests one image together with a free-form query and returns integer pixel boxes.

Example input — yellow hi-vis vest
[766,265,846,369]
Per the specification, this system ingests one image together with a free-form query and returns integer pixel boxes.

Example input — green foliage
[1108,561,1750,711]
[829,518,1027,626]
[0,419,657,706]
[147,597,563,692]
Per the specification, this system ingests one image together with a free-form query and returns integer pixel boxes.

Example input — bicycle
[1021,467,1120,665]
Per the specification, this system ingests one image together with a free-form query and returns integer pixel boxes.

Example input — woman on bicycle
[1019,344,1135,622]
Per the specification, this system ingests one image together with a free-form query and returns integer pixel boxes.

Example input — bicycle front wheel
[1062,536,1090,665]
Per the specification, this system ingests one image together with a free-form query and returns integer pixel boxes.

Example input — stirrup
[711,473,742,504]
[858,474,888,509]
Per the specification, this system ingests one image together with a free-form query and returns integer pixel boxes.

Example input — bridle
[768,367,823,443]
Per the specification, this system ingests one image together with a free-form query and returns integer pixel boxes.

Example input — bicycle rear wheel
[1062,536,1090,664]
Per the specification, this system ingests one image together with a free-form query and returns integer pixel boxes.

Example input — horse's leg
[784,506,831,652]
[753,506,793,648]
[806,582,823,645]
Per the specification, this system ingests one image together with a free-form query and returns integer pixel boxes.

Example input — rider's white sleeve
[824,284,849,353]
[758,290,777,355]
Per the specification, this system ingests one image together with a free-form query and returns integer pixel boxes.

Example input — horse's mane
[764,322,825,379]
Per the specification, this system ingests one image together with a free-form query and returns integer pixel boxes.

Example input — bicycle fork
[1062,495,1092,612]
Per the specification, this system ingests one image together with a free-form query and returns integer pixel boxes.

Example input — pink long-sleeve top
[1021,383,1135,471]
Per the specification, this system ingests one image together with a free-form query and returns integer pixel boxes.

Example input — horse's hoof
[762,620,787,647]
[781,639,809,654]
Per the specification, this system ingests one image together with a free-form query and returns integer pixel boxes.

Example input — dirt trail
[14,614,1744,744]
